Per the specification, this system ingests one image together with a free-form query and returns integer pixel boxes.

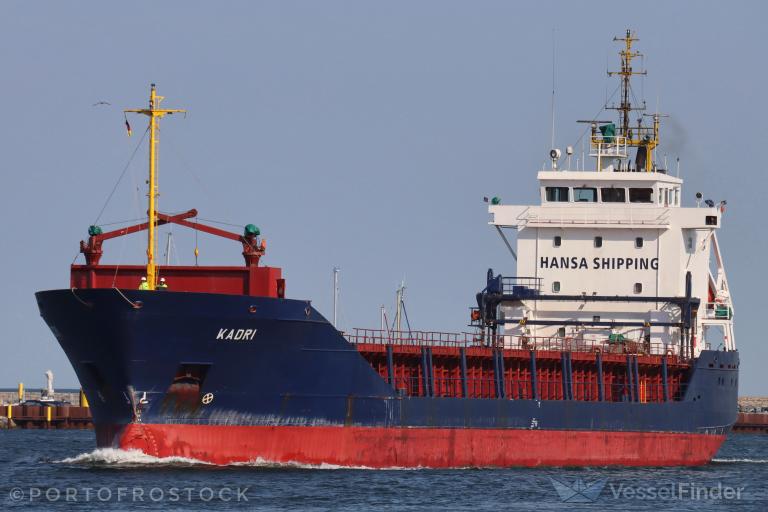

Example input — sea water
[1,429,766,510]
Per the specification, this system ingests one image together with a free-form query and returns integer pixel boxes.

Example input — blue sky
[1,1,766,394]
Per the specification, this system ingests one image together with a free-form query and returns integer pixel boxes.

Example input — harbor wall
[0,389,80,405]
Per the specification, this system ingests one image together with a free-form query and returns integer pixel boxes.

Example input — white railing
[516,206,671,227]
[703,302,733,320]
[590,135,628,159]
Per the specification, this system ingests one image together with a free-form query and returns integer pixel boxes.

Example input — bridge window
[552,281,561,293]
[601,187,626,202]
[629,188,654,203]
[635,237,644,248]
[573,187,597,202]
[545,187,569,202]
[634,283,643,294]
[594,236,603,248]
[553,236,562,247]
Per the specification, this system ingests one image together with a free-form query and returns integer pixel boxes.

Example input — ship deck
[346,329,690,403]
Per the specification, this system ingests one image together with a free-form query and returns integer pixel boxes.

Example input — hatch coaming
[346,328,698,404]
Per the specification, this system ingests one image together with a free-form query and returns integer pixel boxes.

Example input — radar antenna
[601,30,660,172]
[607,30,646,138]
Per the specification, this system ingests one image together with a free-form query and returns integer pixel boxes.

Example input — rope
[171,228,181,266]
[159,128,235,222]
[98,217,147,227]
[382,310,392,342]
[113,287,141,309]
[629,84,642,118]
[197,217,243,228]
[70,288,92,307]
[401,301,413,335]
[93,127,149,226]
[571,83,620,150]
[111,228,129,288]
[129,149,144,227]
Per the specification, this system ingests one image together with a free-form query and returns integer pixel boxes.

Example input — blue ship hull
[35,288,739,467]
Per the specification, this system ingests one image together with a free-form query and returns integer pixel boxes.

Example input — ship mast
[125,84,185,290]
[608,30,645,138]
[605,30,660,172]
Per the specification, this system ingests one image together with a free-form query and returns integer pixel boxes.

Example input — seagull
[92,101,111,107]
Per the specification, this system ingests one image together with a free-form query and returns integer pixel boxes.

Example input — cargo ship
[36,31,738,467]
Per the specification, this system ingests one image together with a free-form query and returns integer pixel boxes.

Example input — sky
[1,1,766,395]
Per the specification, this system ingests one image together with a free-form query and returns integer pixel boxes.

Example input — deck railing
[345,329,683,358]
[346,329,478,348]
[590,134,629,159]
[498,335,680,357]
[704,301,733,320]
[520,205,672,227]
[500,276,542,295]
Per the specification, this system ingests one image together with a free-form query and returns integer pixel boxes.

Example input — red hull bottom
[114,423,726,468]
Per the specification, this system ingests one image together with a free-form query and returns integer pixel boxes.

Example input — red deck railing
[345,328,686,359]
[345,329,479,349]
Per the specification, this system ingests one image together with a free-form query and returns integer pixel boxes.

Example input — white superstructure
[486,31,734,358]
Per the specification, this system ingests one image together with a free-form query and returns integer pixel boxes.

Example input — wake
[55,448,417,470]
[56,448,211,467]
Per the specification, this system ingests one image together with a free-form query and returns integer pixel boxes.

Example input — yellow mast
[125,84,185,290]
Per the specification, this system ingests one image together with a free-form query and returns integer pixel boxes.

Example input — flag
[125,119,132,136]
